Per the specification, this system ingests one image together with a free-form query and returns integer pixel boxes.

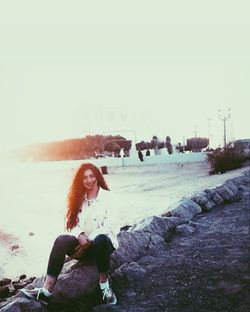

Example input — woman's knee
[93,234,112,246]
[53,234,77,248]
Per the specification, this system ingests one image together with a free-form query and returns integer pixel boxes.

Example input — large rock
[224,179,239,194]
[202,190,217,210]
[175,224,196,235]
[30,260,99,303]
[0,297,46,312]
[210,190,224,206]
[130,216,181,238]
[214,184,236,201]
[168,199,202,222]
[53,264,99,302]
[243,168,250,178]
[112,262,147,283]
[231,175,249,187]
[192,189,223,210]
[111,231,165,269]
[192,191,210,206]
[203,199,216,210]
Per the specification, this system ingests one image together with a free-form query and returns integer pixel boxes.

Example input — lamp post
[207,118,211,148]
[218,108,231,148]
[193,125,198,138]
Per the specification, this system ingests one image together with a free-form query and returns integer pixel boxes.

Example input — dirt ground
[108,187,250,312]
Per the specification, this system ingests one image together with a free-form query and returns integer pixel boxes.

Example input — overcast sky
[0,0,249,153]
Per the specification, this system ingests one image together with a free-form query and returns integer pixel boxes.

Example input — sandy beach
[0,160,247,280]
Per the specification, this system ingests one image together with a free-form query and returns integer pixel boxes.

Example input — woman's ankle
[43,275,57,292]
[99,272,108,283]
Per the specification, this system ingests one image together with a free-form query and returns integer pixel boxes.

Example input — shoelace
[102,287,113,300]
[36,288,43,301]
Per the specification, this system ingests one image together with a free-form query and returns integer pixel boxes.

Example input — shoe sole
[106,297,117,305]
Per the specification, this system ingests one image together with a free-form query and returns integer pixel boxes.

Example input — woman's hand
[78,232,92,246]
[71,233,92,260]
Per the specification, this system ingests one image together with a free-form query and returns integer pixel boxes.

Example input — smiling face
[82,168,98,191]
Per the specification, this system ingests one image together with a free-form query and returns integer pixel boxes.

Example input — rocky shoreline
[0,167,249,312]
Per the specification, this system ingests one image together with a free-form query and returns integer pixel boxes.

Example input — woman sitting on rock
[21,163,119,305]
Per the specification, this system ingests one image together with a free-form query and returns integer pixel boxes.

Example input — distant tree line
[135,136,173,155]
[136,136,209,154]
[18,133,210,161]
[176,137,209,153]
[18,135,132,161]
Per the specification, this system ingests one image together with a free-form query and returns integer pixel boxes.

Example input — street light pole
[207,118,211,148]
[193,125,198,138]
[218,108,231,148]
[182,136,185,152]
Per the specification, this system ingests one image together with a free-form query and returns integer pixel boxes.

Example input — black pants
[46,234,115,279]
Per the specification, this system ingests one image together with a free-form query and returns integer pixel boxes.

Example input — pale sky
[0,0,249,153]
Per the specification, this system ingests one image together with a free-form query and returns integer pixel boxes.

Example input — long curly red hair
[65,163,109,231]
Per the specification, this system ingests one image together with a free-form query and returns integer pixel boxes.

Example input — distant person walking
[138,149,144,162]
[20,163,119,306]
[120,148,125,167]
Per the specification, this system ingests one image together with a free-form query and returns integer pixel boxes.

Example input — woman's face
[82,169,97,190]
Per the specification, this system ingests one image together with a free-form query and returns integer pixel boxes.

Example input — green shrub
[206,145,246,174]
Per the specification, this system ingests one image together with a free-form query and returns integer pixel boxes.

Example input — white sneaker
[20,287,51,305]
[102,286,117,305]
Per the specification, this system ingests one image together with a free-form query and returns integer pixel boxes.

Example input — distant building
[230,139,250,157]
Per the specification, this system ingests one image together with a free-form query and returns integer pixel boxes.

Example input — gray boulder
[111,231,165,269]
[192,189,224,210]
[52,263,99,302]
[191,191,210,206]
[191,192,214,211]
[28,260,99,303]
[231,175,249,187]
[175,224,196,235]
[243,168,250,178]
[239,184,250,191]
[0,297,46,312]
[214,184,236,201]
[113,262,147,283]
[169,199,202,222]
[130,216,181,238]
[210,190,224,206]
[224,179,239,194]
[203,199,216,210]
[163,216,183,228]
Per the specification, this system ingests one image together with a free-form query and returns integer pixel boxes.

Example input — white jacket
[66,188,120,249]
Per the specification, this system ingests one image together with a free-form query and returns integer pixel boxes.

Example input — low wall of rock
[0,168,249,312]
